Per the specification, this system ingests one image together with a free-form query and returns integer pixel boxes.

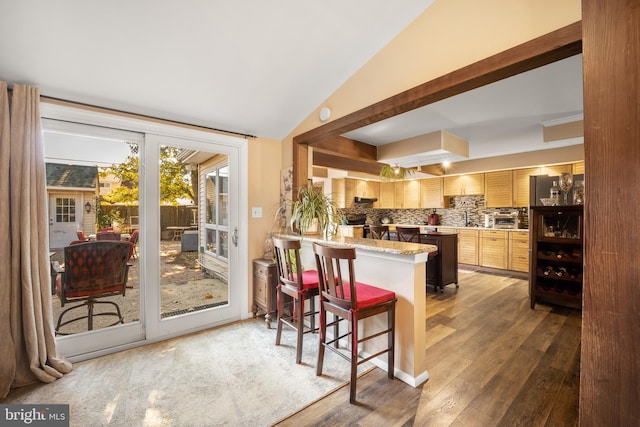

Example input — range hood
[354,197,378,204]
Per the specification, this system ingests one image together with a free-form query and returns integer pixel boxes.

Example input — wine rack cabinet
[529,205,583,309]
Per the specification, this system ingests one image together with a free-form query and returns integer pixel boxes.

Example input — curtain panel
[0,82,71,398]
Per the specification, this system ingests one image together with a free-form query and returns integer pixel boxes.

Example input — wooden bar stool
[369,225,389,240]
[272,236,320,364]
[395,226,421,243]
[312,242,397,403]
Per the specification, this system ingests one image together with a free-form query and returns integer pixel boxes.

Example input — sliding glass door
[41,104,247,359]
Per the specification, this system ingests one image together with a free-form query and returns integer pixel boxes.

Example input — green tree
[101,144,195,205]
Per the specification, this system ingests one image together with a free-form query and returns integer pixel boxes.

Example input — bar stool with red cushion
[272,236,320,364]
[312,242,397,404]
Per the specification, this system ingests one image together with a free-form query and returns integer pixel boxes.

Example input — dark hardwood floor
[276,268,580,426]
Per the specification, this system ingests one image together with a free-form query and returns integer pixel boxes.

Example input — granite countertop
[278,233,437,256]
[403,224,529,232]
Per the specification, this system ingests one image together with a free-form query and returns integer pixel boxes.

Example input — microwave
[493,212,519,229]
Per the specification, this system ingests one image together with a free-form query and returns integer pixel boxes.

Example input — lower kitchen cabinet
[252,258,278,328]
[421,232,458,292]
[479,230,508,269]
[509,230,530,272]
[457,228,479,265]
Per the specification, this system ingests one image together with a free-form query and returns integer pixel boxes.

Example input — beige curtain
[0,82,72,398]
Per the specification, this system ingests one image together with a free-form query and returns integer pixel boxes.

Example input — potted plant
[380,164,414,180]
[290,183,338,237]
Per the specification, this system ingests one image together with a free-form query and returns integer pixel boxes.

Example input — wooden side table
[252,258,278,328]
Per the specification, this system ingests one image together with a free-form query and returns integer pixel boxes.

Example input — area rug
[1,318,371,426]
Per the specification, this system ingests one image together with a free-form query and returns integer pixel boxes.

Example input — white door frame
[41,102,249,361]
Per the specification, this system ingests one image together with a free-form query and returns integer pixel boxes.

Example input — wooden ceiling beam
[293,21,582,194]
[293,21,582,147]
[311,136,377,161]
[312,149,383,176]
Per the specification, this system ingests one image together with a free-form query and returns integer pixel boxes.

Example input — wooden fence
[101,205,198,235]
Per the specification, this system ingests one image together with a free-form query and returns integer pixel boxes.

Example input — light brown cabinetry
[403,180,421,208]
[540,164,572,177]
[420,177,445,208]
[252,258,278,328]
[379,182,394,208]
[332,178,346,208]
[393,182,405,208]
[485,170,513,207]
[354,179,379,202]
[332,178,380,208]
[479,230,508,269]
[456,228,479,265]
[337,225,363,238]
[512,167,538,207]
[444,173,485,196]
[509,231,530,272]
[572,161,585,175]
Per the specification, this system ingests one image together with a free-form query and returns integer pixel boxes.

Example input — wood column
[580,0,640,425]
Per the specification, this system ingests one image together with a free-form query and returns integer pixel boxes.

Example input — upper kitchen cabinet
[393,181,405,208]
[332,178,380,208]
[513,167,539,207]
[403,180,421,208]
[379,181,395,208]
[421,177,445,208]
[357,179,380,206]
[444,173,485,196]
[572,161,585,175]
[332,178,346,208]
[539,164,572,177]
[485,170,513,208]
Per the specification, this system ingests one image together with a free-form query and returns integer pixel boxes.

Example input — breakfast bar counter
[284,233,437,388]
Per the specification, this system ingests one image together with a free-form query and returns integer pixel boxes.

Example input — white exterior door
[41,103,248,361]
[48,193,83,248]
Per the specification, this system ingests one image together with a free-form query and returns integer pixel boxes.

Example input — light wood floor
[277,268,581,426]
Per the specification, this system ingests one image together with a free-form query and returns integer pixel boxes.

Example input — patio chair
[54,241,131,335]
[129,229,139,259]
[96,230,121,241]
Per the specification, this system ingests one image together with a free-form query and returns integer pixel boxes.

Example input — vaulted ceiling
[0,1,434,140]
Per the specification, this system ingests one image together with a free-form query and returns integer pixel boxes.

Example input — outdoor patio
[50,240,229,335]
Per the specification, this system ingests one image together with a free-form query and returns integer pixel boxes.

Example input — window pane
[159,146,228,318]
[44,127,141,335]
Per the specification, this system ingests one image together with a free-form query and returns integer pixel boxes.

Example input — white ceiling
[0,0,434,140]
[344,54,584,168]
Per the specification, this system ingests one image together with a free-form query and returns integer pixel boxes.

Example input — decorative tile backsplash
[339,195,529,228]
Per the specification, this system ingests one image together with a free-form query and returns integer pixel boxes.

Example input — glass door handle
[232,227,238,247]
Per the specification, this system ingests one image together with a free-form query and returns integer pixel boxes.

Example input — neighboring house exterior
[46,163,97,248]
[178,149,229,281]
[98,172,120,197]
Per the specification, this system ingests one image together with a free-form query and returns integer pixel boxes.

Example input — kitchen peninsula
[283,233,437,388]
